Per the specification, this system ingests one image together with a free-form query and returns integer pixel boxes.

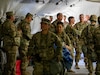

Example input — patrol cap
[41,18,51,25]
[89,15,97,22]
[6,11,14,16]
[25,13,33,20]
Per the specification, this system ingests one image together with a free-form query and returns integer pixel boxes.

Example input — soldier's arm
[9,23,17,38]
[65,34,72,51]
[54,34,62,61]
[81,26,88,45]
[22,23,32,40]
[28,35,35,56]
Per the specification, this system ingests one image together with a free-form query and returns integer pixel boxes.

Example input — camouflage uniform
[2,11,20,75]
[82,15,97,75]
[94,16,100,75]
[17,13,33,75]
[55,30,72,71]
[74,21,88,69]
[65,24,76,49]
[28,18,63,75]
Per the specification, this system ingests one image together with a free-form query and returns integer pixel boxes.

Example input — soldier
[73,14,88,69]
[63,15,68,29]
[94,16,100,75]
[17,13,33,75]
[28,18,63,75]
[65,16,76,53]
[2,11,20,75]
[82,15,97,75]
[52,13,63,32]
[55,21,74,73]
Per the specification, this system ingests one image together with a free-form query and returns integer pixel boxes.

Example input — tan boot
[67,69,75,73]
[85,63,88,69]
[88,73,92,75]
[75,63,80,69]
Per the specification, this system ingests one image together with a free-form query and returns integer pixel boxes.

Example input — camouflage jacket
[28,31,62,61]
[2,19,20,46]
[65,24,76,45]
[74,22,88,36]
[17,20,32,46]
[82,24,97,52]
[93,26,100,50]
[55,31,71,46]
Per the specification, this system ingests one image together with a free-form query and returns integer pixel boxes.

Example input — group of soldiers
[0,11,100,75]
[0,11,33,75]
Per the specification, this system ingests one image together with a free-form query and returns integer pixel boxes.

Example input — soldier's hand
[56,55,62,62]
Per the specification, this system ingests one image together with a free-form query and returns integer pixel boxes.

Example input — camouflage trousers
[33,60,65,75]
[75,43,82,63]
[19,45,29,75]
[95,54,100,75]
[82,45,88,66]
[87,54,94,74]
[3,46,18,75]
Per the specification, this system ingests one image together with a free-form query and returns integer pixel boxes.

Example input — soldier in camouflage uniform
[52,13,63,32]
[82,15,97,75]
[17,13,33,75]
[2,11,20,75]
[73,14,88,69]
[65,16,76,54]
[94,16,100,75]
[28,18,63,75]
[55,21,74,73]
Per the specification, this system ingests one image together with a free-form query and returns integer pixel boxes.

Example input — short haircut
[57,21,64,27]
[57,13,62,17]
[68,16,74,22]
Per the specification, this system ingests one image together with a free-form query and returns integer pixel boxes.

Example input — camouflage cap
[89,15,97,22]
[26,13,33,20]
[41,18,51,25]
[6,11,14,16]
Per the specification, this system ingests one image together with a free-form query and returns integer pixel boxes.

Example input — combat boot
[85,63,88,69]
[21,71,31,75]
[88,73,92,75]
[75,63,80,69]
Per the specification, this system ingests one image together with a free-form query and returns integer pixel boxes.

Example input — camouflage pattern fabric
[2,19,20,75]
[17,19,32,75]
[93,26,100,75]
[82,23,97,74]
[28,31,63,75]
[74,22,88,68]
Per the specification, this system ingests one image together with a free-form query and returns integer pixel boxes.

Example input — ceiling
[87,0,100,2]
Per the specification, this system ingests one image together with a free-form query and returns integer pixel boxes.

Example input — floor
[26,53,96,75]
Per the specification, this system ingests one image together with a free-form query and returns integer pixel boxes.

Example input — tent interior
[0,0,100,34]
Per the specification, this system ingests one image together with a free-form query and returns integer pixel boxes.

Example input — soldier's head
[98,16,100,25]
[68,16,75,24]
[89,15,97,25]
[41,18,51,31]
[25,13,33,23]
[57,13,63,21]
[79,14,84,22]
[6,11,15,21]
[49,16,53,22]
[56,21,64,33]
[89,15,97,22]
